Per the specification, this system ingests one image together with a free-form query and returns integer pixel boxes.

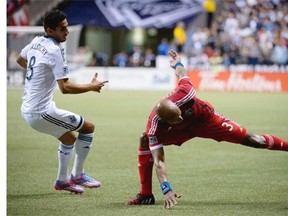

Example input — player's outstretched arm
[57,72,108,94]
[151,147,181,209]
[168,49,188,79]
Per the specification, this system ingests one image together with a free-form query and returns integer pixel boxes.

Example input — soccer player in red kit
[126,49,288,209]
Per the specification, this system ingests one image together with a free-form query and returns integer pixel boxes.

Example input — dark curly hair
[43,9,67,31]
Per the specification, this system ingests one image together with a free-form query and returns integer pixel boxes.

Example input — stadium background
[7,0,288,91]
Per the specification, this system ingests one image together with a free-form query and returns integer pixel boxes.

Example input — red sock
[138,146,154,195]
[263,134,288,151]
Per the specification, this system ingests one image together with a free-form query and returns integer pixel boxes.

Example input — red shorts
[161,112,247,146]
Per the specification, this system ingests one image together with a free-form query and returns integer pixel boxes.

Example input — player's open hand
[163,190,181,209]
[168,49,181,68]
[91,73,109,93]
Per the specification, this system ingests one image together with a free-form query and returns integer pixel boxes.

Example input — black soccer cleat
[126,193,155,205]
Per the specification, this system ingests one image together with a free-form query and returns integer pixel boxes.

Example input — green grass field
[7,88,288,216]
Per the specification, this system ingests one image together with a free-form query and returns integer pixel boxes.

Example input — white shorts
[21,102,84,138]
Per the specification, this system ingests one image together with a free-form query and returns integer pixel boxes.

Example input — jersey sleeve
[146,113,164,151]
[20,43,30,60]
[166,77,196,106]
[49,46,69,80]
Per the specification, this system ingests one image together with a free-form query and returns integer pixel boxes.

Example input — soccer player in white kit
[16,9,108,194]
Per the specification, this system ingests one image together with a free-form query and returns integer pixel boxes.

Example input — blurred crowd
[71,46,156,68]
[187,0,288,69]
[112,46,156,67]
[78,0,288,69]
[8,0,287,70]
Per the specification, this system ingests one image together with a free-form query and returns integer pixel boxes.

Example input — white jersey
[20,35,69,114]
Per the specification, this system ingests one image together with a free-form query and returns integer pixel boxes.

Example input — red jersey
[146,77,246,151]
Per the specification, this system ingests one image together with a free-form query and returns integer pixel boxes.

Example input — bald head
[155,99,183,124]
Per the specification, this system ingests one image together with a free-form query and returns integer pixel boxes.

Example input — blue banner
[64,0,203,28]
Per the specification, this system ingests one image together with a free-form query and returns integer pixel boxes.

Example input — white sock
[56,143,74,181]
[71,133,94,178]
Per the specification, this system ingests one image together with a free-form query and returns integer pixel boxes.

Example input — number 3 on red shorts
[222,122,233,132]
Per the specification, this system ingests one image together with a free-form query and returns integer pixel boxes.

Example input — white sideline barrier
[69,66,176,90]
[68,55,187,90]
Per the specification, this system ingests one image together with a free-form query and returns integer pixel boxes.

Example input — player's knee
[59,131,77,145]
[243,133,266,148]
[87,121,95,133]
[139,132,149,147]
[79,120,95,134]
